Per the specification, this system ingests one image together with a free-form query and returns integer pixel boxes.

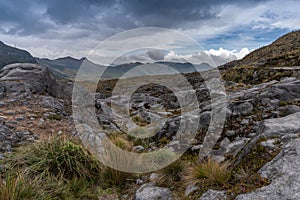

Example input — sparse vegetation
[192,158,232,186]
[0,173,39,200]
[160,160,184,182]
[6,135,102,180]
[47,113,63,120]
[131,115,149,126]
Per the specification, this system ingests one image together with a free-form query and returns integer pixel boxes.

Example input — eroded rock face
[0,63,56,95]
[236,138,300,200]
[135,183,173,200]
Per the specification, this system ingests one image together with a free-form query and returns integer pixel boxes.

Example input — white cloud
[205,48,250,60]
[164,48,250,66]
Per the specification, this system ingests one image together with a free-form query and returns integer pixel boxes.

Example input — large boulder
[0,63,56,95]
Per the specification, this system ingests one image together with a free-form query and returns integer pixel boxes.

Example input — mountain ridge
[0,41,36,68]
[220,30,300,70]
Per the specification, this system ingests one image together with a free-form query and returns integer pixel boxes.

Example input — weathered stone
[185,184,199,197]
[224,137,250,155]
[231,101,253,116]
[220,137,230,147]
[0,63,56,95]
[191,144,203,152]
[236,138,300,200]
[40,95,66,115]
[133,145,145,152]
[135,183,173,200]
[277,105,300,115]
[225,130,235,137]
[259,111,300,138]
[260,139,278,150]
[240,119,249,125]
[236,112,300,167]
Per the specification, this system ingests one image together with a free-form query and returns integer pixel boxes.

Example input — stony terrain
[0,30,299,199]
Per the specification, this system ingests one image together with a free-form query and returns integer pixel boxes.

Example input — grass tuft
[192,158,232,186]
[6,135,102,181]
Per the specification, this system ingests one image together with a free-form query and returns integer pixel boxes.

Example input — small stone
[4,111,15,115]
[225,130,235,137]
[184,184,199,197]
[135,183,173,200]
[191,144,203,151]
[241,119,249,125]
[26,137,35,142]
[247,132,257,138]
[0,102,6,107]
[260,139,277,150]
[136,179,144,185]
[220,138,230,147]
[224,137,250,155]
[8,121,18,125]
[133,145,145,152]
[149,173,159,182]
[15,132,24,138]
[15,116,25,121]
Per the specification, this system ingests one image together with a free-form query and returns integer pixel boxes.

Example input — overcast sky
[0,0,299,65]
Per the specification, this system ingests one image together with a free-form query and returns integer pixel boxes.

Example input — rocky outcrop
[0,63,55,95]
[236,111,300,165]
[236,138,300,200]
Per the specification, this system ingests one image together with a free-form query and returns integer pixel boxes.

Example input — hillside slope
[0,41,36,68]
[221,30,300,70]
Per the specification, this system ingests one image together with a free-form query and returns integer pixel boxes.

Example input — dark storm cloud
[0,0,53,35]
[0,0,267,37]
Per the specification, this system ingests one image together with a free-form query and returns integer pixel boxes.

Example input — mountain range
[35,56,213,79]
[1,30,299,80]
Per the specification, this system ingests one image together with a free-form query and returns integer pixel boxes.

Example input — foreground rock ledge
[236,138,300,200]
